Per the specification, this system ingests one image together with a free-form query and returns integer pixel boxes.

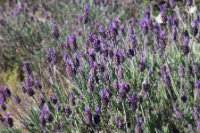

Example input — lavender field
[0,0,200,132]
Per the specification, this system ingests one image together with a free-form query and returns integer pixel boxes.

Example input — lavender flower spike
[93,105,100,124]
[84,104,92,125]
[195,80,200,99]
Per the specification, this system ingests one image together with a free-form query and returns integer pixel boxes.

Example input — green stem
[122,101,128,133]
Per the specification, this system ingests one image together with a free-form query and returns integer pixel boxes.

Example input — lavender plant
[1,0,200,133]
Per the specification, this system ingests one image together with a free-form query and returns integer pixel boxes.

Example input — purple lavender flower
[50,92,58,105]
[39,111,46,128]
[12,1,22,15]
[65,37,70,49]
[84,104,92,125]
[108,46,114,58]
[159,30,167,52]
[1,103,6,111]
[69,34,76,43]
[87,78,94,92]
[65,59,74,77]
[95,105,100,113]
[135,117,143,133]
[89,32,95,42]
[169,0,175,9]
[159,4,167,23]
[195,80,200,89]
[138,53,146,72]
[147,67,153,77]
[89,61,97,79]
[93,38,101,52]
[93,105,100,124]
[167,15,173,26]
[23,3,28,12]
[55,121,64,132]
[99,63,105,73]
[34,80,42,90]
[39,96,45,110]
[167,13,179,27]
[127,47,135,58]
[183,31,189,46]
[23,61,31,74]
[115,115,123,129]
[191,20,198,36]
[139,18,148,34]
[46,48,52,63]
[99,88,110,106]
[84,3,89,14]
[51,21,59,38]
[98,24,106,38]
[13,95,21,104]
[181,90,187,103]
[128,94,134,103]
[142,83,149,97]
[144,6,150,18]
[160,65,171,87]
[47,113,53,123]
[72,53,80,70]
[0,18,6,26]
[103,71,110,84]
[65,104,72,117]
[113,79,119,91]
[152,22,160,34]
[129,29,137,49]
[56,102,61,112]
[111,18,119,30]
[24,74,34,90]
[197,121,200,132]
[100,43,108,58]
[195,80,200,98]
[159,65,167,77]
[181,44,190,55]
[26,88,35,96]
[113,49,125,65]
[63,53,69,62]
[88,48,96,61]
[0,86,11,98]
[68,34,78,51]
[43,106,53,123]
[5,113,13,127]
[68,92,75,106]
[128,94,137,112]
[119,82,130,100]
[24,74,35,96]
[172,28,177,41]
[192,61,199,75]
[160,65,177,100]
[46,65,53,77]
[115,65,124,79]
[109,21,118,43]
[120,24,125,34]
[185,0,193,6]
[193,19,198,27]
[181,31,190,54]
[82,3,89,24]
[46,48,57,64]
